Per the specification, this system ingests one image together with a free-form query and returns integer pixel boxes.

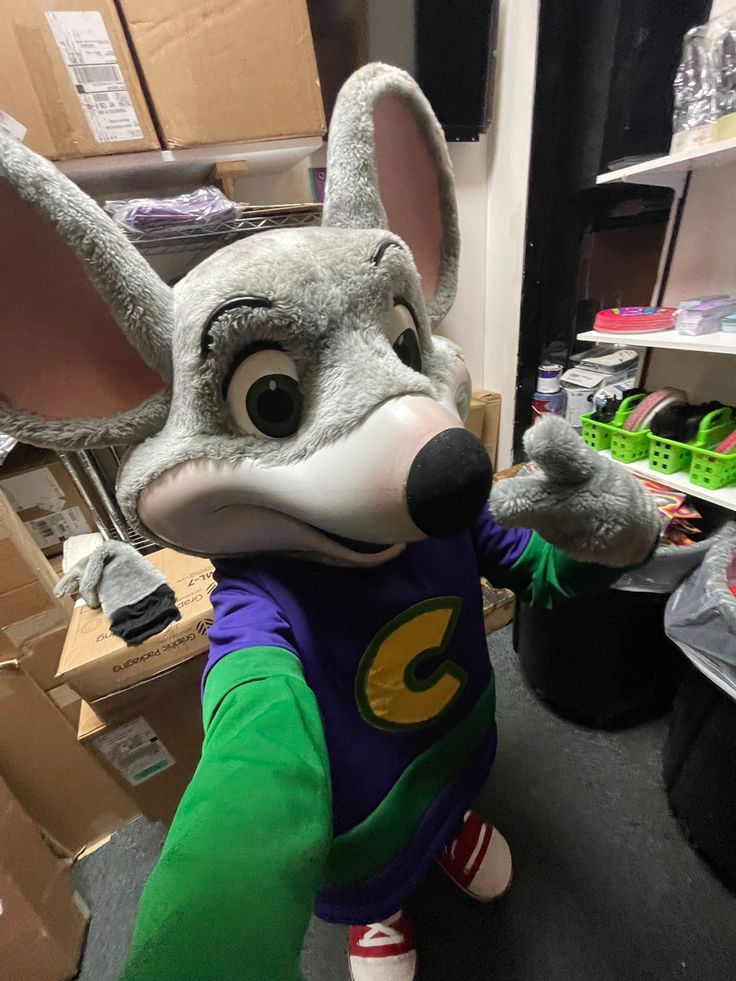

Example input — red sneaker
[348,909,417,981]
[437,810,513,901]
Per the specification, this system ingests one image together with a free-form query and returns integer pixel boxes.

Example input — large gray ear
[0,133,173,450]
[323,62,459,328]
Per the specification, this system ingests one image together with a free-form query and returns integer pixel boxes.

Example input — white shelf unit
[577,328,736,356]
[597,136,736,188]
[599,451,736,512]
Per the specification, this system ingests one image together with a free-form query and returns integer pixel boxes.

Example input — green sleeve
[493,531,631,609]
[121,647,332,981]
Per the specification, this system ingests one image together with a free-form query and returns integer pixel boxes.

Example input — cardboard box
[0,662,137,855]
[59,548,214,703]
[14,626,68,692]
[79,655,205,824]
[465,399,485,440]
[0,490,70,643]
[0,777,89,981]
[48,683,83,729]
[473,390,502,467]
[0,0,159,159]
[0,445,98,557]
[118,0,325,148]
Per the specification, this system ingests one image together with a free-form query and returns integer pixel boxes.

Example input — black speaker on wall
[307,0,498,141]
[414,0,499,141]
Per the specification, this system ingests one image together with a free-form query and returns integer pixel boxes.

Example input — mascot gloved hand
[0,63,658,981]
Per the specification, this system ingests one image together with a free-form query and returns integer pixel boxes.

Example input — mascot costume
[0,65,658,981]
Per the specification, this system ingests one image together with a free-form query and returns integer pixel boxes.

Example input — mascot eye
[388,303,423,373]
[225,347,303,438]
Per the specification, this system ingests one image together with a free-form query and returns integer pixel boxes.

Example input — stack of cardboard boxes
[0,490,137,978]
[0,0,325,160]
[65,548,216,824]
[0,481,216,975]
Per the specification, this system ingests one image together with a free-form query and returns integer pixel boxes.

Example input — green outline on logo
[355,596,466,732]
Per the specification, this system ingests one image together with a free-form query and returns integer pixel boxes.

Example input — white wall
[442,0,540,467]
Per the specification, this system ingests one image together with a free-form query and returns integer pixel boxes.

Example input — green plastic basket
[689,444,736,490]
[648,407,736,476]
[580,394,649,463]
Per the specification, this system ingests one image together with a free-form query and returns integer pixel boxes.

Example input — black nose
[406,429,493,537]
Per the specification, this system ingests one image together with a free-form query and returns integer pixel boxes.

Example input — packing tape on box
[16,25,76,148]
[4,607,69,648]
[0,659,20,697]
[48,684,78,709]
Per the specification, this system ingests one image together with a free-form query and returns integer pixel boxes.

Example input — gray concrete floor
[72,626,736,980]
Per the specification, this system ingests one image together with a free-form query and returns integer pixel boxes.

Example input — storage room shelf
[577,328,736,355]
[597,136,736,188]
[56,136,323,191]
[600,450,736,511]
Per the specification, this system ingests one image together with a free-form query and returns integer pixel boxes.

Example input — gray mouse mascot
[0,64,658,981]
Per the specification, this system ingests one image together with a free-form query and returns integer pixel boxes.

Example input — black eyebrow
[200,296,272,359]
[371,239,406,266]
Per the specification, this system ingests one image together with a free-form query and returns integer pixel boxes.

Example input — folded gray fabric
[55,540,180,645]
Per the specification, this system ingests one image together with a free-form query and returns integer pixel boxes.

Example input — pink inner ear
[0,185,163,421]
[373,94,443,299]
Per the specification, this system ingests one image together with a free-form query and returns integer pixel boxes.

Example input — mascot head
[0,64,491,567]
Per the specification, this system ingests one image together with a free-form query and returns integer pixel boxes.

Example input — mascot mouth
[317,527,394,555]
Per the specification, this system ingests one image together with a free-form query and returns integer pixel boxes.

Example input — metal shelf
[599,450,736,512]
[577,328,736,356]
[127,206,322,256]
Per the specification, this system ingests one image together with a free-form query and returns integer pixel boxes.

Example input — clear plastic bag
[0,433,17,465]
[664,523,736,667]
[104,187,238,238]
[614,536,714,593]
[673,25,717,136]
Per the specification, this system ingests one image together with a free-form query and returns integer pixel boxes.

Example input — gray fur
[0,130,173,448]
[490,415,660,567]
[116,227,459,531]
[323,62,459,328]
[0,391,171,451]
[56,539,167,610]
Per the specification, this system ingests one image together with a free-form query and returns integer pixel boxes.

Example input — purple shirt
[205,509,530,921]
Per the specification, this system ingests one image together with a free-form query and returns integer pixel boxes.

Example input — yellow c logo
[355,597,466,731]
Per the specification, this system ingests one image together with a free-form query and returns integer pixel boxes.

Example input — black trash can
[663,661,736,890]
[514,589,684,728]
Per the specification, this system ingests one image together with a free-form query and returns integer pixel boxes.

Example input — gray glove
[55,540,180,645]
[490,415,660,568]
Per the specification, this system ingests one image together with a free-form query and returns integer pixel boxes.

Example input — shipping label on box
[45,10,144,144]
[0,449,95,556]
[93,717,175,785]
[59,550,214,701]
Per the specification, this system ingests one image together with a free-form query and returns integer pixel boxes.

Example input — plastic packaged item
[715,427,736,455]
[104,187,238,237]
[0,433,17,465]
[665,524,736,667]
[672,24,718,147]
[579,347,639,373]
[722,312,736,333]
[622,387,687,432]
[712,13,736,134]
[593,307,675,333]
[675,297,736,335]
